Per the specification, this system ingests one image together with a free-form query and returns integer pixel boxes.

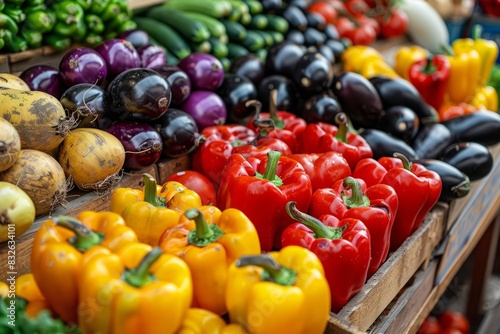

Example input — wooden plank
[326,206,446,333]
[156,155,192,183]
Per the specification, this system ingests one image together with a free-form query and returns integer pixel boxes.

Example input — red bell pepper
[353,154,442,251]
[298,113,372,170]
[409,54,451,111]
[282,201,371,312]
[192,120,291,187]
[246,92,307,153]
[288,151,351,191]
[308,176,398,277]
[218,151,312,251]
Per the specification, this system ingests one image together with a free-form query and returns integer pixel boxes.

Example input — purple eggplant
[152,65,191,106]
[152,108,200,158]
[137,44,166,69]
[95,38,141,80]
[117,29,150,49]
[106,121,163,170]
[19,65,65,99]
[60,83,111,129]
[181,90,227,130]
[177,52,224,91]
[108,68,172,121]
[58,47,107,86]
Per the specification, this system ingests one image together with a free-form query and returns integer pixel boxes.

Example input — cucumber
[255,48,268,62]
[251,30,274,47]
[220,57,231,72]
[222,20,247,42]
[248,14,268,30]
[267,30,285,44]
[208,37,228,58]
[182,12,226,38]
[162,0,232,18]
[227,43,249,59]
[242,0,263,15]
[239,13,252,26]
[190,40,212,54]
[146,7,210,43]
[133,17,191,60]
[240,31,265,52]
[266,15,289,34]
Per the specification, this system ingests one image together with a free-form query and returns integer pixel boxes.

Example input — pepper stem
[472,24,482,41]
[255,150,283,187]
[334,113,349,143]
[393,152,412,171]
[268,89,285,129]
[185,208,224,247]
[248,99,276,142]
[286,201,346,239]
[236,254,297,286]
[142,173,165,207]
[123,247,162,288]
[54,216,104,252]
[420,53,436,75]
[341,177,370,208]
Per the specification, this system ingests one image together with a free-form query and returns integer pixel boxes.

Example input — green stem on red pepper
[393,152,412,171]
[335,113,349,143]
[420,54,436,75]
[185,208,224,247]
[268,89,285,129]
[341,176,370,208]
[54,216,104,252]
[286,201,346,239]
[255,150,283,187]
[236,253,297,286]
[122,247,162,288]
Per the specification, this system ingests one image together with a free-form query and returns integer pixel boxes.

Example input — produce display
[1,0,500,333]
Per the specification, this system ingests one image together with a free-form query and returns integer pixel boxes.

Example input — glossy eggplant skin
[217,73,258,121]
[265,41,305,76]
[360,128,419,160]
[331,72,385,128]
[379,106,419,143]
[60,83,110,129]
[411,123,454,159]
[441,110,500,146]
[440,142,493,181]
[369,76,439,125]
[229,54,266,86]
[292,51,334,95]
[301,93,343,124]
[258,75,299,114]
[416,159,470,202]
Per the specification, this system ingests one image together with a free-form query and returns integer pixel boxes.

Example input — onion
[58,128,125,191]
[19,65,66,99]
[0,118,21,173]
[0,149,68,216]
[137,44,166,68]
[95,38,141,80]
[181,90,227,130]
[177,52,224,91]
[59,47,108,86]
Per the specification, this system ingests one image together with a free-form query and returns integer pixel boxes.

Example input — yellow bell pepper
[471,25,499,86]
[226,246,331,334]
[394,45,427,80]
[446,39,481,104]
[78,243,193,334]
[160,206,261,315]
[341,45,384,73]
[31,212,138,324]
[471,85,499,112]
[360,58,399,79]
[177,308,248,334]
[15,273,52,318]
[0,281,8,298]
[111,174,181,246]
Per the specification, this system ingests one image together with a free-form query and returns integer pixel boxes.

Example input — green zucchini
[208,37,228,58]
[162,0,232,18]
[240,30,265,52]
[242,0,263,15]
[146,7,210,43]
[251,30,273,47]
[266,15,289,34]
[248,14,268,30]
[227,43,249,59]
[190,40,212,54]
[222,20,247,42]
[267,30,285,44]
[220,57,231,72]
[133,17,191,60]
[182,12,226,38]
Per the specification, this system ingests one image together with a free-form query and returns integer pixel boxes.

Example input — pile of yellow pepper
[342,30,499,113]
[0,174,331,334]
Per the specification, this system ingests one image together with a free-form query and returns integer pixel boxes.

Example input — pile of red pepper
[185,98,443,312]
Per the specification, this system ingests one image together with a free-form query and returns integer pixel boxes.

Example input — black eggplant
[303,27,327,47]
[265,41,305,76]
[305,12,326,31]
[278,5,308,31]
[301,93,343,124]
[411,123,453,159]
[359,128,419,160]
[286,29,305,45]
[152,65,192,106]
[440,142,493,181]
[379,106,419,143]
[316,44,335,64]
[369,76,439,125]
[441,110,500,146]
[331,72,384,128]
[152,108,199,158]
[217,73,258,121]
[229,54,266,86]
[261,0,283,13]
[108,68,172,121]
[292,51,334,95]
[322,24,340,40]
[323,39,345,64]
[60,83,111,129]
[416,159,471,202]
[258,75,299,114]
